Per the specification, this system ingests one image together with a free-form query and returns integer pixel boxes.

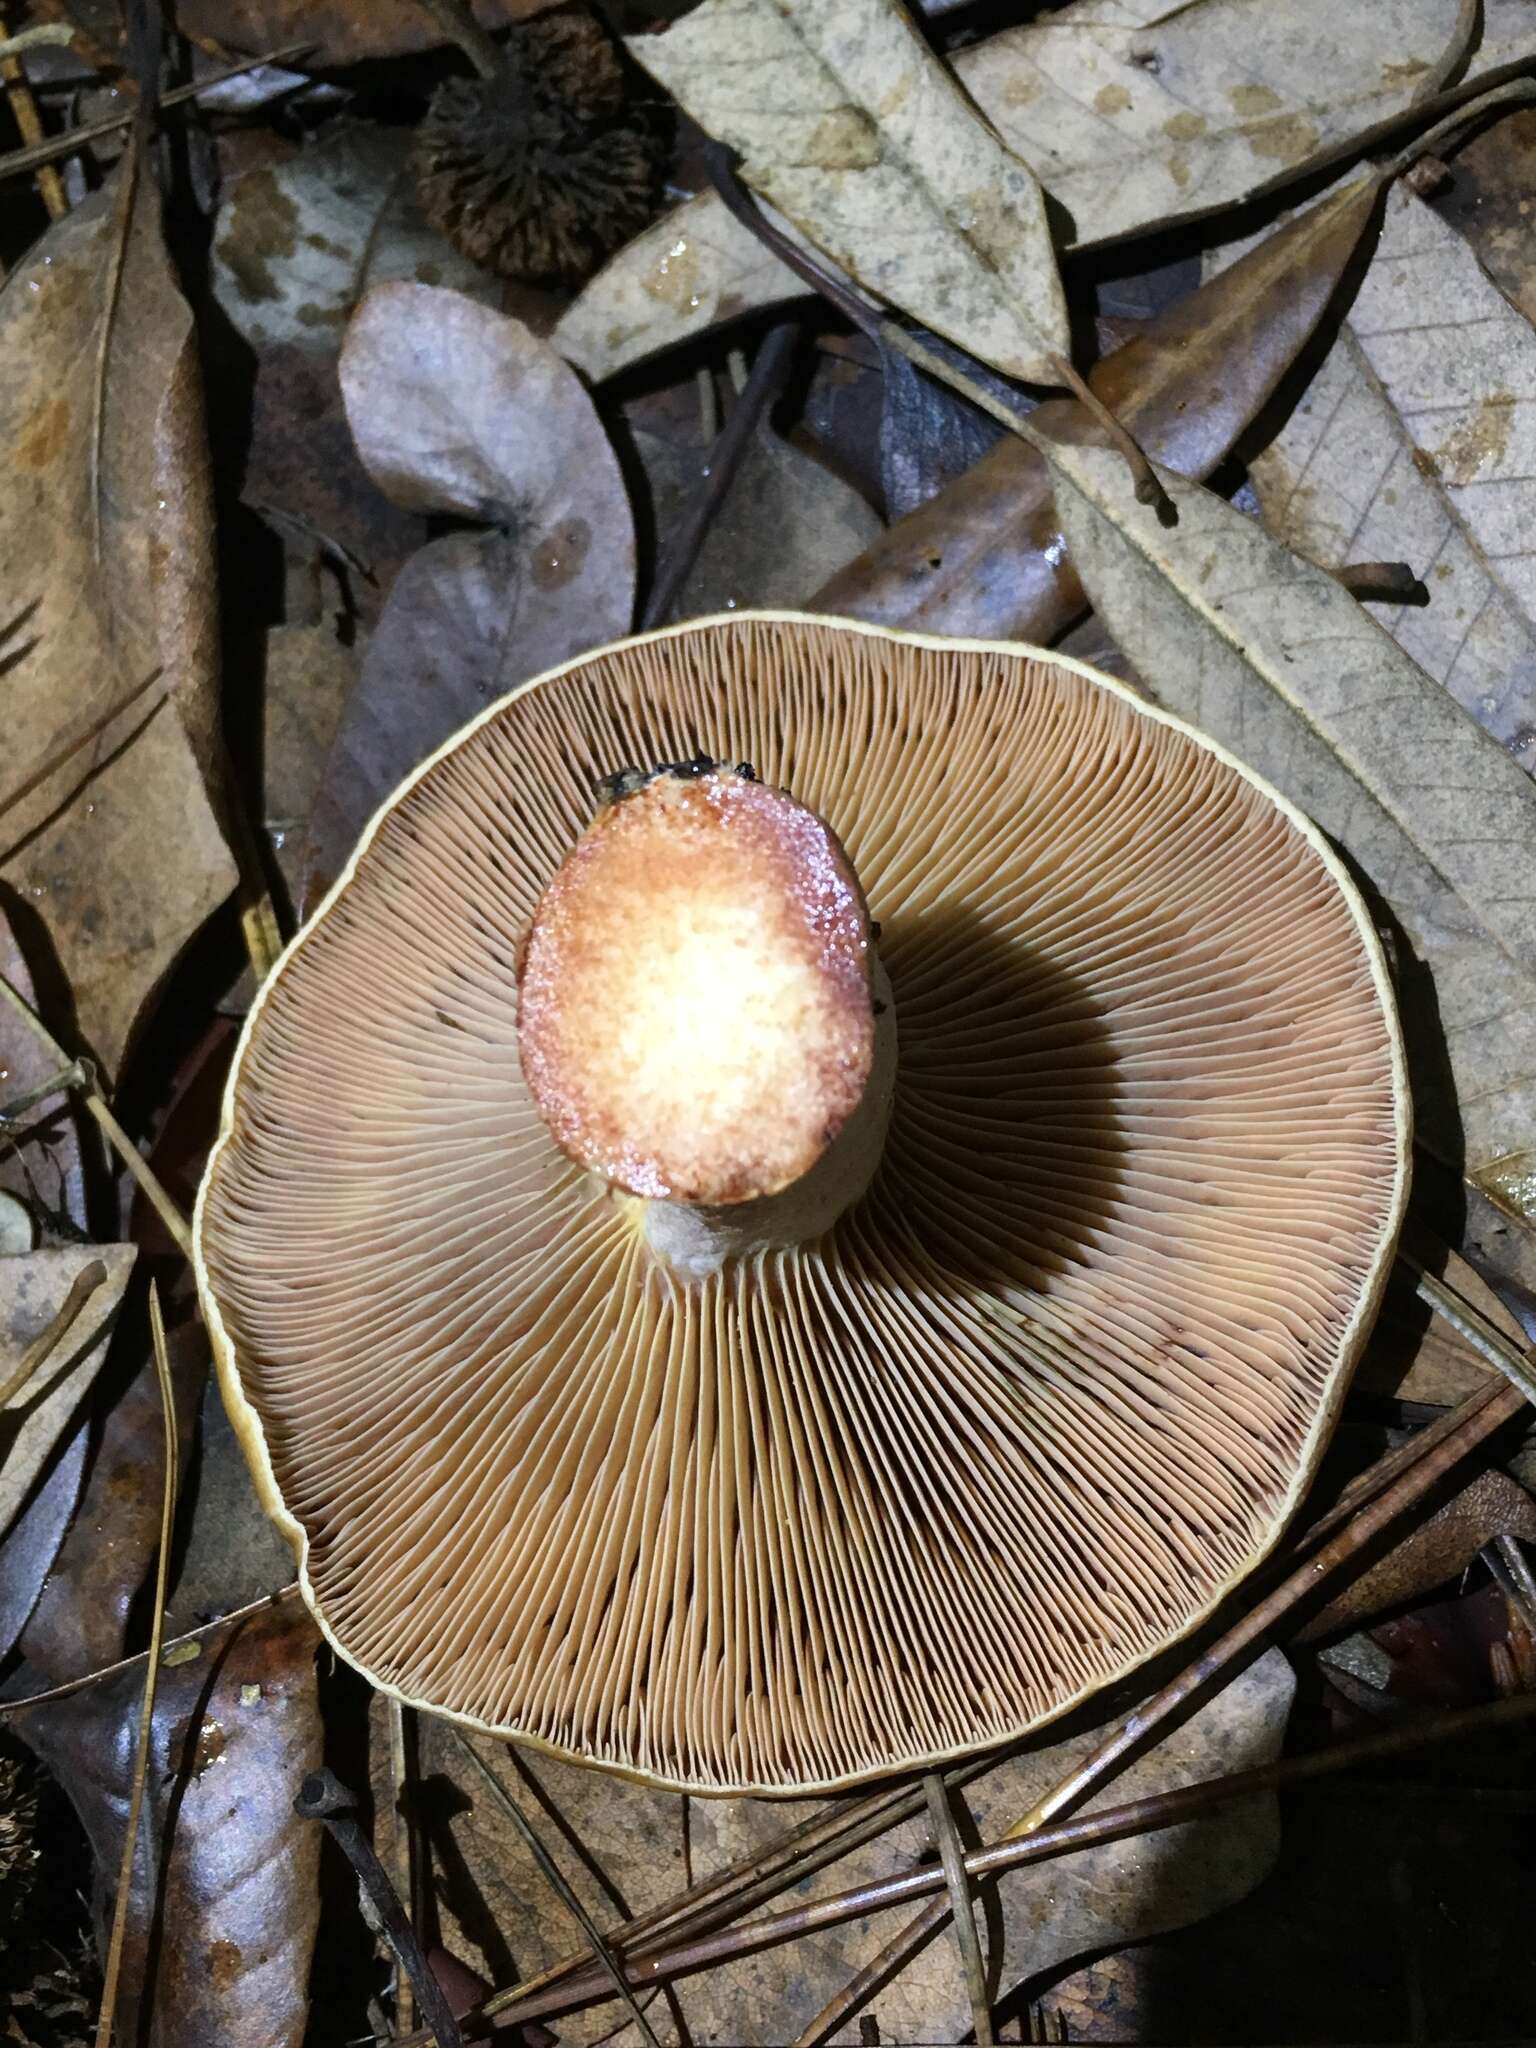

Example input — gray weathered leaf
[1040,435,1536,1172]
[212,124,499,355]
[303,285,636,901]
[628,0,1070,383]
[1233,184,1536,769]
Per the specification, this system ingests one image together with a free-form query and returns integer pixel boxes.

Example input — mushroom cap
[517,766,877,1203]
[196,614,1409,1797]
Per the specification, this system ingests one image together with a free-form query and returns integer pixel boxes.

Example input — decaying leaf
[0,175,238,1075]
[961,0,1536,246]
[0,1244,134,1658]
[877,330,1014,521]
[564,0,1529,381]
[212,124,500,356]
[18,1314,204,1684]
[302,283,636,903]
[634,421,882,613]
[262,620,359,911]
[551,187,814,383]
[815,168,1384,638]
[1236,182,1536,768]
[628,0,1071,383]
[1355,1250,1517,1409]
[15,1600,324,2048]
[1430,101,1536,327]
[0,908,90,1242]
[1300,1469,1536,1640]
[39,0,554,74]
[1037,434,1536,1173]
[406,1651,1294,2044]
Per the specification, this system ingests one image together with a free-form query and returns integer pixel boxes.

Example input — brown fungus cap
[196,613,1408,1796]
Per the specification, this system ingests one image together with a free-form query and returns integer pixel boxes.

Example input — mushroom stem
[517,761,895,1276]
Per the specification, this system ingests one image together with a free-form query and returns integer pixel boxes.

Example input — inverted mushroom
[196,613,1408,1796]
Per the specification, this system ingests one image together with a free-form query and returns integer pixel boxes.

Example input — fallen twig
[92,1283,177,2048]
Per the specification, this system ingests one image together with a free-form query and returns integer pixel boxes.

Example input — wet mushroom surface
[196,613,1407,1795]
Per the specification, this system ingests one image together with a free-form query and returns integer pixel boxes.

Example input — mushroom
[196,613,1408,1796]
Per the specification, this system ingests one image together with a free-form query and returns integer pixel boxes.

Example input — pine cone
[414,10,665,286]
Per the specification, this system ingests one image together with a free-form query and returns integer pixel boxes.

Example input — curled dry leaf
[1233,183,1536,769]
[0,1244,135,1658]
[301,283,636,903]
[212,125,500,356]
[814,168,1384,638]
[412,1652,1293,2045]
[628,0,1070,384]
[0,175,237,1076]
[563,0,1531,382]
[14,1600,324,2048]
[1037,433,1536,1174]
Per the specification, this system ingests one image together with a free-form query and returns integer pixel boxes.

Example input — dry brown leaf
[1234,183,1536,769]
[403,1651,1292,2045]
[1039,434,1536,1176]
[211,125,500,356]
[16,1600,324,2048]
[0,174,237,1075]
[262,621,359,911]
[1431,101,1536,327]
[628,0,1070,383]
[301,284,636,902]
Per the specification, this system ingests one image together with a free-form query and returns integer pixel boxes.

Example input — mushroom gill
[196,613,1408,1796]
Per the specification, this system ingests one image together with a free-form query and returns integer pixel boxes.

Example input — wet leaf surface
[301,284,636,903]
[0,173,237,1076]
[14,1598,324,2048]
[628,0,1070,383]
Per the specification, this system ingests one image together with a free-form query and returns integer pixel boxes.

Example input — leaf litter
[3,2,1536,2043]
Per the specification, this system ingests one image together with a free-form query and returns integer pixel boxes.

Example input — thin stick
[404,1692,1536,2043]
[0,7,69,218]
[923,1774,993,2046]
[793,1365,1528,2047]
[389,1325,1527,2048]
[449,1732,664,2048]
[93,1282,178,2048]
[1410,1264,1536,1405]
[1411,0,1480,105]
[0,974,193,1258]
[0,1257,108,1411]
[388,1701,418,2035]
[0,45,313,183]
[641,319,801,628]
[0,1059,89,1125]
[419,0,503,78]
[0,1586,302,1720]
[1049,351,1173,516]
